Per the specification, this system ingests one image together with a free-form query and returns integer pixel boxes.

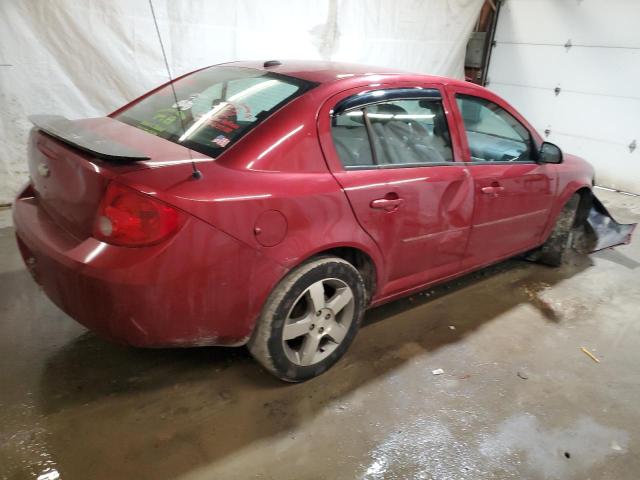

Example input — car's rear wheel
[533,194,581,266]
[248,256,366,382]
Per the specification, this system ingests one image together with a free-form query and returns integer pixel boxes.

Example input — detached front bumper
[13,193,285,347]
[577,195,637,253]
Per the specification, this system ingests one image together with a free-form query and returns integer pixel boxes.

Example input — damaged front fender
[575,194,637,253]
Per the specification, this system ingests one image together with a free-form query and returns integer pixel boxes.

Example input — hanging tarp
[0,0,483,204]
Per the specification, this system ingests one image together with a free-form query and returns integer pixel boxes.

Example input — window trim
[343,161,459,170]
[361,106,379,166]
[454,93,539,165]
[332,88,442,117]
[331,90,455,170]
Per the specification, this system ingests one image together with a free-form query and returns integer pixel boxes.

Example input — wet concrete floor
[1,188,639,480]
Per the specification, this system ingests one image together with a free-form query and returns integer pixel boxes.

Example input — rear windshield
[115,66,316,158]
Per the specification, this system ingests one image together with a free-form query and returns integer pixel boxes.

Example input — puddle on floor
[480,413,628,479]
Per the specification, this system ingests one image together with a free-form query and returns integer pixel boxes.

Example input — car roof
[221,60,473,88]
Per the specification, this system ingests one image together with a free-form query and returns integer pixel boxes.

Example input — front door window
[456,94,534,163]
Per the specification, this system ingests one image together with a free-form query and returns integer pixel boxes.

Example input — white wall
[0,0,483,205]
[487,0,640,194]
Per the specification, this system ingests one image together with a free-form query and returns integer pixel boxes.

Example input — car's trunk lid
[27,116,211,240]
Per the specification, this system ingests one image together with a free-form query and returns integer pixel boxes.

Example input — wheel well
[575,187,593,225]
[319,247,377,305]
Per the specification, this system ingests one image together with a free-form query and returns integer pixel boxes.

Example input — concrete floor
[1,188,639,480]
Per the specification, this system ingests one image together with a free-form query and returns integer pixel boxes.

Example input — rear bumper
[13,192,286,347]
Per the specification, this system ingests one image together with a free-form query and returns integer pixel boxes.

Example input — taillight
[93,183,185,247]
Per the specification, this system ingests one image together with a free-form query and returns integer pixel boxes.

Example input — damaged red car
[13,60,635,381]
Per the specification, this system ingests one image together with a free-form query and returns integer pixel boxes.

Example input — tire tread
[248,256,364,382]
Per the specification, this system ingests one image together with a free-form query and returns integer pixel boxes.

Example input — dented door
[319,85,476,296]
[335,165,474,295]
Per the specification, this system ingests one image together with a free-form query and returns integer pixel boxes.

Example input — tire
[534,194,581,267]
[248,256,366,382]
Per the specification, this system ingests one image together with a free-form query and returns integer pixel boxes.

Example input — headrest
[367,103,409,123]
[206,101,239,134]
[461,100,482,125]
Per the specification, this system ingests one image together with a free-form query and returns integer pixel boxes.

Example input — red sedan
[13,60,635,381]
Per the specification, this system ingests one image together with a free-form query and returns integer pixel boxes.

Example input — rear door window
[116,67,316,158]
[331,110,374,167]
[331,96,453,168]
[367,99,453,165]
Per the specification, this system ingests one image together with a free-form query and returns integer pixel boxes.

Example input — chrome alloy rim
[281,278,355,366]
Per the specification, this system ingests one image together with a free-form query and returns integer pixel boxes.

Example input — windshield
[115,66,316,158]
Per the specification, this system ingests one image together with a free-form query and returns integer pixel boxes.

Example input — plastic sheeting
[0,0,482,204]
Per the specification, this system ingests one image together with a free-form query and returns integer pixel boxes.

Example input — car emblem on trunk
[37,163,50,178]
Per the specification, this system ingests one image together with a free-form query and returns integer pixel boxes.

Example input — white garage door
[487,0,640,194]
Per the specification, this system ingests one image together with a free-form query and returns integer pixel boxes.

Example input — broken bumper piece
[577,195,637,253]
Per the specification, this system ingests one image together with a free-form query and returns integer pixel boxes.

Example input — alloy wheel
[281,278,355,366]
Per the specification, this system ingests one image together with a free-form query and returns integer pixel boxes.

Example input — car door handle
[370,197,405,212]
[481,186,505,194]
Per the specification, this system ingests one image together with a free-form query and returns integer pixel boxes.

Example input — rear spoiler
[29,115,150,161]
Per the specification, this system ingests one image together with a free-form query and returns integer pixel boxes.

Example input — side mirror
[539,142,563,164]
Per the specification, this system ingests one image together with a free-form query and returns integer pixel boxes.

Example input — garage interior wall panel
[0,0,483,205]
[487,0,640,193]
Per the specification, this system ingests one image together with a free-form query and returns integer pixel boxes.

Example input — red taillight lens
[93,183,185,247]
